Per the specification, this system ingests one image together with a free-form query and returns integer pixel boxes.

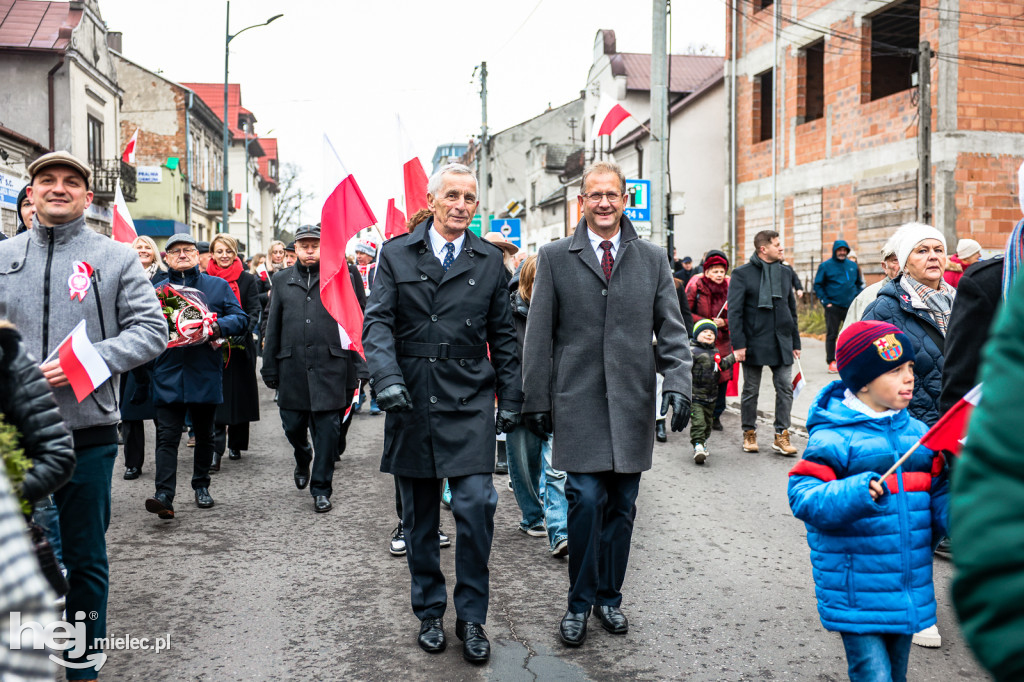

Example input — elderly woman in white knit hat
[944,238,982,288]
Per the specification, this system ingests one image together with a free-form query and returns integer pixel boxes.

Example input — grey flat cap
[27,150,92,188]
[165,233,198,250]
[294,224,321,241]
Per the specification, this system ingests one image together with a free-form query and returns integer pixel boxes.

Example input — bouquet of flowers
[155,283,222,348]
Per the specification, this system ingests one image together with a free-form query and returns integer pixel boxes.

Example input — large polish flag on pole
[55,320,112,402]
[111,180,138,243]
[594,93,633,137]
[321,135,376,359]
[397,115,429,216]
[122,128,139,164]
[384,198,408,239]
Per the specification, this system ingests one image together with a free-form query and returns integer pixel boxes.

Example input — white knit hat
[896,223,946,270]
[956,238,981,259]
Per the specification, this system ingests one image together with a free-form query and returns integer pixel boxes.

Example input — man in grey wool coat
[522,160,693,647]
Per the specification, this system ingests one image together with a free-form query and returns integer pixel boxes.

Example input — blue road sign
[491,219,521,247]
[623,179,651,222]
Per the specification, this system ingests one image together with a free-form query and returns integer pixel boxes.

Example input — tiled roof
[257,137,278,187]
[543,144,580,171]
[0,0,82,50]
[181,82,249,138]
[610,53,723,94]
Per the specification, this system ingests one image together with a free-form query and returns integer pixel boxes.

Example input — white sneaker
[912,624,941,648]
[693,443,708,465]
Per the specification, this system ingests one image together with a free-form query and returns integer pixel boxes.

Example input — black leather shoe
[228,449,241,460]
[559,609,590,646]
[595,605,629,634]
[145,493,175,519]
[656,420,667,442]
[195,487,215,508]
[712,417,724,431]
[418,617,446,653]
[294,465,310,490]
[210,451,222,472]
[313,495,332,513]
[124,467,141,480]
[455,619,490,663]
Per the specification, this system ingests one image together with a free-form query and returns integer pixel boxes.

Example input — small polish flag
[594,93,632,137]
[122,128,139,164]
[256,263,270,283]
[111,180,137,243]
[384,197,407,238]
[792,360,807,400]
[56,320,112,402]
[920,384,983,455]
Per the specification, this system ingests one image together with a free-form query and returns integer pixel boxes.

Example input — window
[757,0,774,8]
[87,116,103,165]
[755,69,773,143]
[869,0,920,101]
[802,40,825,122]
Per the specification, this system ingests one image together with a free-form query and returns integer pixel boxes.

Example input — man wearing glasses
[522,160,692,647]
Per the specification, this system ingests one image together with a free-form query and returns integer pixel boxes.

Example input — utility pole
[917,40,932,224]
[222,0,230,234]
[650,0,669,246]
[479,61,490,235]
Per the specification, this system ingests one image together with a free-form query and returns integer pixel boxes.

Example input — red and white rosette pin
[68,262,93,301]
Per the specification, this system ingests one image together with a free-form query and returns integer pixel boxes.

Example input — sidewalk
[726,336,832,435]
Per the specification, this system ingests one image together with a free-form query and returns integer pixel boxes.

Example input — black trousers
[395,477,445,519]
[154,403,216,503]
[213,422,250,455]
[280,409,342,498]
[825,305,849,364]
[397,474,496,624]
[713,381,728,420]
[565,471,642,613]
[122,419,151,470]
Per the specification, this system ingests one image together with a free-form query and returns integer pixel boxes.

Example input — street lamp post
[222,1,282,234]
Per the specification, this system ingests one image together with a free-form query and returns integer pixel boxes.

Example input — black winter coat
[940,257,1003,413]
[215,270,261,425]
[363,219,524,479]
[690,340,736,404]
[862,277,946,426]
[0,323,75,505]
[119,268,166,422]
[261,262,358,412]
[727,256,800,367]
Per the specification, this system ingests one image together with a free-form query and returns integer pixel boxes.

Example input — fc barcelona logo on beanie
[872,334,903,362]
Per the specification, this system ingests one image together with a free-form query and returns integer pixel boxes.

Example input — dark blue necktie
[442,242,455,272]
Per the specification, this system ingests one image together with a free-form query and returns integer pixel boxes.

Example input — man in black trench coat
[363,162,523,664]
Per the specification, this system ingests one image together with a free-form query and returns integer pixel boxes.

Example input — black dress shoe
[595,605,629,634]
[210,451,222,472]
[145,493,175,519]
[124,467,141,480]
[656,420,667,442]
[712,417,723,431]
[418,617,446,653]
[195,487,215,508]
[559,609,590,646]
[455,619,490,663]
[294,465,310,490]
[313,495,332,513]
[228,448,241,460]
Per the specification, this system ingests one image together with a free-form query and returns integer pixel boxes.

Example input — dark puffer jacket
[690,340,736,404]
[861,277,945,426]
[0,322,75,505]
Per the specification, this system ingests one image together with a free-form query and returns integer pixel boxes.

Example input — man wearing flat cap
[0,150,167,678]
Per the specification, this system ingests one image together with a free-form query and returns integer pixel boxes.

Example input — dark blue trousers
[397,473,497,624]
[565,471,642,613]
[54,443,117,680]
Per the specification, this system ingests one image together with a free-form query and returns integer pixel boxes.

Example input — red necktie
[600,241,614,281]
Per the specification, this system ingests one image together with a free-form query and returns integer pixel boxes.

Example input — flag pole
[879,439,923,483]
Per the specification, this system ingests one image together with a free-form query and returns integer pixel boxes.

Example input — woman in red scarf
[686,250,733,431]
[207,234,262,470]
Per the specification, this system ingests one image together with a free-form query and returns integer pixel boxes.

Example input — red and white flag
[321,168,377,360]
[111,180,137,243]
[792,362,807,400]
[256,262,270,283]
[920,384,983,455]
[397,115,429,216]
[121,128,139,164]
[56,320,111,403]
[594,93,632,137]
[384,198,407,239]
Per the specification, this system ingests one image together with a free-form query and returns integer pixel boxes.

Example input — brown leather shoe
[773,430,798,456]
[742,429,758,452]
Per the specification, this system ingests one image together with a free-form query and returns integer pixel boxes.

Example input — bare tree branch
[273,163,310,241]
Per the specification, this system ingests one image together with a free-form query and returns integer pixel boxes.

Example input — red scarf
[208,258,243,303]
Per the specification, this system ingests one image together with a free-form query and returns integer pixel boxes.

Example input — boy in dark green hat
[690,319,736,464]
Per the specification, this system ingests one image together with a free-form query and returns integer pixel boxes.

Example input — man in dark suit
[363,163,522,664]
[522,160,693,647]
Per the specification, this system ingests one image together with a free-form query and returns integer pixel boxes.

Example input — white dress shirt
[587,227,621,263]
[429,225,466,266]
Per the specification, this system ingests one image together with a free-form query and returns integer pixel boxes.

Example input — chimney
[107,31,122,53]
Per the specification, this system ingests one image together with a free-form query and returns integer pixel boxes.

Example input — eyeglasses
[582,191,623,204]
[166,247,198,256]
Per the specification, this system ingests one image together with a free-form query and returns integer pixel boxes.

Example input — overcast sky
[99,0,725,226]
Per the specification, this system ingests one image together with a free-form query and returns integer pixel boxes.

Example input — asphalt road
[100,382,990,681]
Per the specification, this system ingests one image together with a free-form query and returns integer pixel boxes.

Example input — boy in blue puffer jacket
[788,320,950,681]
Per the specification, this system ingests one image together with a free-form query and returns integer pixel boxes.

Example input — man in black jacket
[363,163,522,664]
[727,230,801,456]
[261,225,358,513]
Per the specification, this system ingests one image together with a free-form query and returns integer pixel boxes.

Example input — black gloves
[263,377,279,390]
[661,391,691,432]
[524,412,553,441]
[376,384,413,412]
[495,409,521,435]
[208,320,221,339]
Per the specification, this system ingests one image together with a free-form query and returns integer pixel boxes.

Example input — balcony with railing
[91,160,136,202]
[206,190,237,213]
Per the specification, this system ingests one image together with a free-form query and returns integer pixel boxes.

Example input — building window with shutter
[87,116,103,165]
